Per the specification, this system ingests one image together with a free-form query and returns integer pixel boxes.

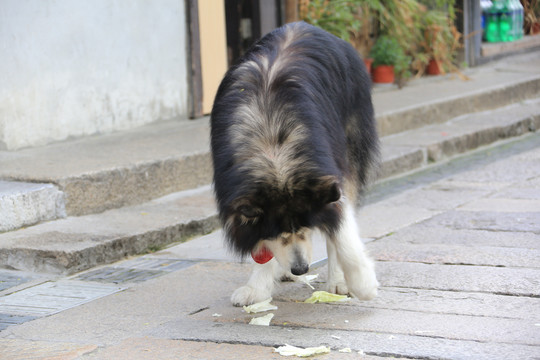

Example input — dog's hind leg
[231,259,280,306]
[330,200,379,300]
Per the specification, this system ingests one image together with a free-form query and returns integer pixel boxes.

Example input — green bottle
[499,0,512,42]
[485,1,501,42]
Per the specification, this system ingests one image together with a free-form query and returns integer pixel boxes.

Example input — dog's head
[221,174,342,275]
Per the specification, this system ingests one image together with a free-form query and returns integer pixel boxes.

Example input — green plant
[301,0,461,84]
[369,35,401,66]
[419,8,462,75]
[301,0,361,42]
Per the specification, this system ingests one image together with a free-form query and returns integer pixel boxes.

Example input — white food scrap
[339,348,352,353]
[298,274,319,289]
[274,344,330,357]
[249,313,274,326]
[243,298,278,313]
[304,291,350,304]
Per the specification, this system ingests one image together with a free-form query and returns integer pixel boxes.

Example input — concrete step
[0,120,212,217]
[0,181,65,233]
[1,97,538,275]
[0,53,539,220]
[0,186,218,274]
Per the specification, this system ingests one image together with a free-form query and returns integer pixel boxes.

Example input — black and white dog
[210,22,379,306]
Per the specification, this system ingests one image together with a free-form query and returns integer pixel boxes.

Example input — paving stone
[0,339,97,359]
[369,240,540,268]
[375,185,490,211]
[458,198,540,212]
[153,318,539,360]
[377,261,540,297]
[423,210,540,234]
[90,338,381,360]
[379,225,540,249]
[357,203,439,239]
[198,300,538,345]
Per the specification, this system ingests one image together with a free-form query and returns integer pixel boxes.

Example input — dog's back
[211,22,378,255]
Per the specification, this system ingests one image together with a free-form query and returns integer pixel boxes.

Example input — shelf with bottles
[482,0,525,43]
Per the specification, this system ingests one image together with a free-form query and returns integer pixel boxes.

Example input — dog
[210,22,379,306]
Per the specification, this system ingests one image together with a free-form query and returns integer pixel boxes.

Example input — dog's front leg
[331,201,379,300]
[231,258,280,306]
[326,239,349,295]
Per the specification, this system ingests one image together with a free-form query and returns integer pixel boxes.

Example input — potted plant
[369,35,405,83]
[419,4,461,76]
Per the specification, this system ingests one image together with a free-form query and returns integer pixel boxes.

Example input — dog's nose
[291,263,309,276]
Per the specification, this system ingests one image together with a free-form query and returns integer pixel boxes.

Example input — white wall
[0,0,189,150]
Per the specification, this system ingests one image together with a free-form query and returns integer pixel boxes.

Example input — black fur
[210,22,378,256]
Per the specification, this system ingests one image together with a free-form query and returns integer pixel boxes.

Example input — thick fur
[210,22,379,306]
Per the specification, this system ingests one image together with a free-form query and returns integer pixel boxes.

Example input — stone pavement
[0,133,539,359]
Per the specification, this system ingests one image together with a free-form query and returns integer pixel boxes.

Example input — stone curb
[0,181,66,233]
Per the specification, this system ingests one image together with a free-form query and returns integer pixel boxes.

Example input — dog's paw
[230,285,271,307]
[346,268,379,301]
[326,281,349,295]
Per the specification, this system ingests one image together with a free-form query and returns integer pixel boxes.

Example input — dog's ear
[232,199,263,221]
[314,175,341,205]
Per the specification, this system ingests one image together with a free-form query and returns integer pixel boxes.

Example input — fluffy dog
[210,22,379,306]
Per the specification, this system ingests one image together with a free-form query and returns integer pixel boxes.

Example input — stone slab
[0,119,212,216]
[0,186,219,274]
[377,261,540,297]
[198,300,539,346]
[0,181,65,232]
[0,339,97,360]
[383,98,540,161]
[2,260,538,360]
[378,224,540,249]
[423,210,540,234]
[92,338,382,360]
[369,241,540,268]
[378,144,426,179]
[375,71,540,136]
[153,318,539,360]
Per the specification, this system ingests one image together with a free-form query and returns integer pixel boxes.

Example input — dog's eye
[238,206,261,219]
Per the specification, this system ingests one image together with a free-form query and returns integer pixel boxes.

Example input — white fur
[230,199,378,306]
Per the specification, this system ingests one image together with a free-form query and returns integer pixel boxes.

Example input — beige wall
[198,0,229,114]
[0,0,188,150]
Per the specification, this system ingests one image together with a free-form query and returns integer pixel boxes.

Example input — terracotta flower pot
[427,59,442,75]
[363,58,373,75]
[372,65,394,83]
[532,22,540,35]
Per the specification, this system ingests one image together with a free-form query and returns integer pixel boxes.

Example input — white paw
[230,285,271,307]
[326,281,349,295]
[346,267,379,300]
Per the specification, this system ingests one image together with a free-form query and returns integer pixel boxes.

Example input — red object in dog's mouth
[251,245,273,264]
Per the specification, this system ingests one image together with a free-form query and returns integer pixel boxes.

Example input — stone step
[1,97,538,274]
[0,54,538,220]
[0,181,65,233]
[0,120,211,218]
